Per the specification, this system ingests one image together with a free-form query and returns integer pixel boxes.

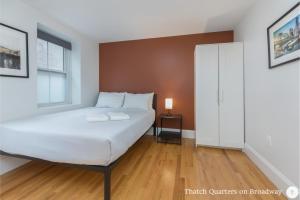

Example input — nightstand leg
[160,118,163,136]
[157,126,159,142]
[180,118,183,145]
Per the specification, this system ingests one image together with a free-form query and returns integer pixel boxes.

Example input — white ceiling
[22,0,257,43]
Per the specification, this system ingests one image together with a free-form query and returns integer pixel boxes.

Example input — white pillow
[123,92,154,110]
[96,92,125,108]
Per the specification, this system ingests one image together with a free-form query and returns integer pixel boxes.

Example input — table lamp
[165,98,173,115]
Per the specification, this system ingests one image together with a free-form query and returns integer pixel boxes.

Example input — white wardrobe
[195,42,244,149]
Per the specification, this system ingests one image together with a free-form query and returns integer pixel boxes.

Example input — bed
[0,94,157,200]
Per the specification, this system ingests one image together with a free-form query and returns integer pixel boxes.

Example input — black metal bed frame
[0,94,157,200]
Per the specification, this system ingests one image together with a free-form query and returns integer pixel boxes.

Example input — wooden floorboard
[0,136,286,200]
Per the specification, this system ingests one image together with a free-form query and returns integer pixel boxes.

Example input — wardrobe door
[219,42,244,148]
[195,44,219,146]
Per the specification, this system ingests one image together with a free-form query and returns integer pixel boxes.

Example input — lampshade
[165,98,173,110]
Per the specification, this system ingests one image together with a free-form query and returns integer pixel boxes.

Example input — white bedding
[0,107,155,166]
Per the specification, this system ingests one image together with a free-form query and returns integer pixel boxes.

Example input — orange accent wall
[99,31,234,130]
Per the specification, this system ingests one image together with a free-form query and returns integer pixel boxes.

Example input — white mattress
[0,107,155,166]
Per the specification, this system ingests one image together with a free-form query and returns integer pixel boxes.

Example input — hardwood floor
[0,136,286,200]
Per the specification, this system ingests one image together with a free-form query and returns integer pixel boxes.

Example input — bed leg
[153,123,156,136]
[103,166,111,200]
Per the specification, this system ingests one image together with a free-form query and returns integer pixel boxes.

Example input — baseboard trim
[0,156,30,175]
[146,127,195,139]
[243,143,295,195]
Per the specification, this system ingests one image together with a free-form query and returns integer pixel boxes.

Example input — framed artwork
[0,23,29,78]
[267,2,300,68]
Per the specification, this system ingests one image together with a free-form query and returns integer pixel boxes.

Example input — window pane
[48,43,63,71]
[37,39,47,69]
[50,73,66,103]
[37,71,50,104]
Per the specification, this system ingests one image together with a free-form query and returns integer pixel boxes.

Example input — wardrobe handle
[217,90,219,105]
[220,89,224,103]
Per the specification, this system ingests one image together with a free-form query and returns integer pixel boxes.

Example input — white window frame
[37,38,72,107]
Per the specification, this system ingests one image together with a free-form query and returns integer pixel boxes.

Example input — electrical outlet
[267,135,272,147]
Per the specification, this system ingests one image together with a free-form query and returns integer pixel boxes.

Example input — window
[36,30,72,106]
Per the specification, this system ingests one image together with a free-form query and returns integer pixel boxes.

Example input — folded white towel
[107,112,130,121]
[86,113,109,122]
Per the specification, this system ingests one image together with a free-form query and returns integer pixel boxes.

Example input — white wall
[234,0,299,193]
[0,0,99,174]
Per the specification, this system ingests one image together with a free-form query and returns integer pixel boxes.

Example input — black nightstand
[157,114,182,145]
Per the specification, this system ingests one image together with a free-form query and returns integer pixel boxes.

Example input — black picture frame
[267,2,300,69]
[0,23,29,78]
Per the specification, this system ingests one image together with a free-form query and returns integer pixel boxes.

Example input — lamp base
[166,109,172,116]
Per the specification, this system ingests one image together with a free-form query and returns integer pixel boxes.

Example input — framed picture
[0,23,29,78]
[267,3,300,69]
